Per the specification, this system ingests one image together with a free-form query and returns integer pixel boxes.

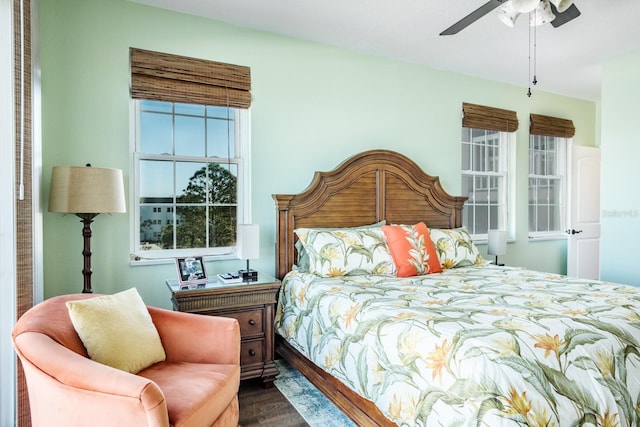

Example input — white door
[567,144,601,279]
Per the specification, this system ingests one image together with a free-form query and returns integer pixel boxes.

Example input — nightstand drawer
[240,339,264,366]
[225,309,264,336]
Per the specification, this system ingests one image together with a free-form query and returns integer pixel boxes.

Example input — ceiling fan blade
[550,3,581,28]
[440,0,507,36]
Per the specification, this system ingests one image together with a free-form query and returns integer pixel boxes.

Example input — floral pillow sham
[429,227,484,269]
[294,225,395,277]
[294,221,386,272]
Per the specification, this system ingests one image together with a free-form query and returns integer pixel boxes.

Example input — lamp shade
[487,230,507,256]
[237,224,259,260]
[49,165,126,214]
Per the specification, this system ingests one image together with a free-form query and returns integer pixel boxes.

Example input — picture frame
[175,256,208,286]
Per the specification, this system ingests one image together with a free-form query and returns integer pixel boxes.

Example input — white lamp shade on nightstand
[487,230,507,257]
[237,224,260,261]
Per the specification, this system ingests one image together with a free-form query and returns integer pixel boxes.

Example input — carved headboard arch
[272,149,467,280]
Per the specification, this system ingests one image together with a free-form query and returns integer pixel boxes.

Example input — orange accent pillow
[382,222,442,277]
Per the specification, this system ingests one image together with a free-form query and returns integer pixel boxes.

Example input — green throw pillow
[66,288,166,374]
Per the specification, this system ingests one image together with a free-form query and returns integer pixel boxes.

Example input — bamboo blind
[130,48,251,108]
[530,113,576,138]
[462,102,519,132]
[14,0,33,425]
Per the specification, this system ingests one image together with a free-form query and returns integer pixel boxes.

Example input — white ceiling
[131,0,640,101]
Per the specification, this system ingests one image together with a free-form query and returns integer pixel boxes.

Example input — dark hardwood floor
[238,379,309,427]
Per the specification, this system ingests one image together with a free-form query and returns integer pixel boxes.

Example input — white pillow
[66,288,166,374]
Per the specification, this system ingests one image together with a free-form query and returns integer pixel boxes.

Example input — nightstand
[166,273,281,387]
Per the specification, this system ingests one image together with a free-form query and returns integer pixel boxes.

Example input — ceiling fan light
[549,0,573,13]
[497,3,520,27]
[511,0,540,13]
[530,1,556,26]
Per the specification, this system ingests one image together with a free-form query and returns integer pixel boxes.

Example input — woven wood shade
[530,113,575,138]
[130,48,251,108]
[14,0,34,425]
[462,102,519,132]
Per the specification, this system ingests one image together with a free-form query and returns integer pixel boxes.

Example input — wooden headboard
[272,149,467,280]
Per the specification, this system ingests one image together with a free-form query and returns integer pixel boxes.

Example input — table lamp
[237,224,259,282]
[48,164,126,293]
[487,229,507,266]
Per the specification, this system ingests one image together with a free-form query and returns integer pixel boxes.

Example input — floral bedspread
[274,265,640,426]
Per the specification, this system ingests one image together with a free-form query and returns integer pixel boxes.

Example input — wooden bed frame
[272,149,467,426]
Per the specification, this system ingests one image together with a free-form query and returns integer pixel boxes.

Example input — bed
[272,149,640,426]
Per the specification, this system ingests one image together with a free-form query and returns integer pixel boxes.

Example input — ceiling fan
[440,0,581,36]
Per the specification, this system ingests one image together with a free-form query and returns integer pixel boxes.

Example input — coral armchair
[12,293,241,427]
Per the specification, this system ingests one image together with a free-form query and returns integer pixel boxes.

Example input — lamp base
[238,269,258,282]
[492,256,505,267]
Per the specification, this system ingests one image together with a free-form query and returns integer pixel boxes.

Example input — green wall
[600,51,640,286]
[40,0,597,308]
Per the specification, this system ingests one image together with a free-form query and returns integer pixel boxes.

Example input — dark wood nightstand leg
[262,360,279,388]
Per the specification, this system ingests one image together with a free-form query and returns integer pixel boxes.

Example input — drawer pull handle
[249,349,256,356]
[249,319,256,326]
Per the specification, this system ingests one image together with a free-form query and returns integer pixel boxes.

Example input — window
[130,49,251,260]
[461,128,510,236]
[460,103,517,239]
[134,101,248,258]
[528,113,574,238]
[528,135,566,236]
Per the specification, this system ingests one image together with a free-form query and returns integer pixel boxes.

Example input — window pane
[471,128,485,141]
[463,207,474,233]
[537,206,549,232]
[210,164,238,204]
[141,100,172,113]
[548,179,560,204]
[207,118,236,158]
[474,205,489,235]
[489,176,501,204]
[489,206,499,230]
[176,162,208,203]
[176,206,206,249]
[175,115,205,157]
[461,127,470,142]
[462,142,471,171]
[475,176,488,203]
[140,111,172,154]
[139,160,173,199]
[209,206,236,247]
[175,103,204,116]
[487,145,499,172]
[462,175,473,201]
[529,205,536,231]
[472,143,485,171]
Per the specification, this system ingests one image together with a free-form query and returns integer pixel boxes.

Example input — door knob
[566,229,583,235]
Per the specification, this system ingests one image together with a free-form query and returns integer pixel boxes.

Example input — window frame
[461,127,515,242]
[528,134,568,239]
[129,100,252,262]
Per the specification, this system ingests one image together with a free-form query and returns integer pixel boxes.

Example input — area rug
[274,359,355,427]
